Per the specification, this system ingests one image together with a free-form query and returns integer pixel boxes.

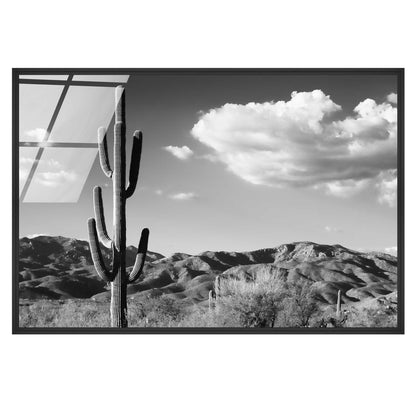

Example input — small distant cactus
[214,275,221,300]
[88,86,149,328]
[336,289,342,318]
[208,290,213,310]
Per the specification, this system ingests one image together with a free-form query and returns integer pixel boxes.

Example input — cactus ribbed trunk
[111,87,127,328]
[111,277,127,327]
[88,85,149,329]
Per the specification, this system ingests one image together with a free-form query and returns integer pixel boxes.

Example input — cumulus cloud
[163,145,194,160]
[169,192,197,201]
[24,128,48,142]
[191,90,397,205]
[386,92,397,104]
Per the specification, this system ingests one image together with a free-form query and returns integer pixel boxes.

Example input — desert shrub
[177,304,241,327]
[56,301,109,327]
[217,275,287,328]
[19,299,110,327]
[314,298,398,328]
[178,306,220,327]
[316,307,348,328]
[276,281,320,327]
[152,295,183,321]
[344,306,397,328]
[128,294,185,327]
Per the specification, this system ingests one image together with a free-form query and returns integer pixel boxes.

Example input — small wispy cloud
[324,225,343,233]
[20,156,35,165]
[35,170,78,188]
[169,192,197,201]
[386,92,397,104]
[155,189,163,196]
[198,154,220,163]
[377,170,397,207]
[20,156,76,188]
[47,159,64,169]
[317,179,371,199]
[27,233,47,238]
[384,246,397,256]
[20,157,65,170]
[19,157,34,179]
[19,168,29,178]
[24,128,48,142]
[163,145,194,160]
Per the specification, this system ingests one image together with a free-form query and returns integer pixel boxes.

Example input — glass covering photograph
[13,69,404,333]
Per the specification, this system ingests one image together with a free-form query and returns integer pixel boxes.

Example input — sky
[19,72,398,257]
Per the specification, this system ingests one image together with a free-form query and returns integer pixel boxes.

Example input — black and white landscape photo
[15,69,403,332]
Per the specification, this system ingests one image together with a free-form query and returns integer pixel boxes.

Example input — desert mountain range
[18,235,397,307]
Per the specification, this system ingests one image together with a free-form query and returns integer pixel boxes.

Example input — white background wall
[0,1,413,415]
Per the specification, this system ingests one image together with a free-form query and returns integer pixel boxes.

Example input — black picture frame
[12,68,405,334]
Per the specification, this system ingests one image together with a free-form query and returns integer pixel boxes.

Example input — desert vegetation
[18,235,398,329]
[19,274,397,328]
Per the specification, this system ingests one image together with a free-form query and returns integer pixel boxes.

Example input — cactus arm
[128,228,149,283]
[98,127,113,178]
[87,218,114,282]
[93,186,112,249]
[125,131,142,199]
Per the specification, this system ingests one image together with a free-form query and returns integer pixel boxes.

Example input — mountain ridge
[18,236,397,305]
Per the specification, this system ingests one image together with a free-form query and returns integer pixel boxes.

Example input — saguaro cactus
[88,85,149,328]
[336,289,342,318]
[208,290,213,310]
[214,275,221,300]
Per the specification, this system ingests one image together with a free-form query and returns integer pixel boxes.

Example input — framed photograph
[12,68,404,334]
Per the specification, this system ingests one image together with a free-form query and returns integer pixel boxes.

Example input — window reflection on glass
[24,148,98,203]
[19,73,131,203]
[72,75,129,83]
[19,84,64,142]
[19,147,38,196]
[19,75,69,81]
[49,86,117,143]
